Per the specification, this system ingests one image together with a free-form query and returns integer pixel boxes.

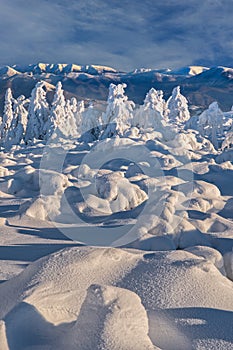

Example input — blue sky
[0,0,232,71]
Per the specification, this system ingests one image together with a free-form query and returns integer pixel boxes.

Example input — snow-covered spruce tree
[144,88,168,122]
[133,88,167,129]
[70,98,85,134]
[0,88,14,145]
[46,81,67,138]
[166,86,190,124]
[101,83,135,138]
[198,101,224,149]
[47,82,79,139]
[80,102,101,141]
[5,95,29,148]
[63,99,78,137]
[25,81,49,143]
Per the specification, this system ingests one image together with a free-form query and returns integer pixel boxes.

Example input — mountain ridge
[0,63,232,113]
[1,63,232,77]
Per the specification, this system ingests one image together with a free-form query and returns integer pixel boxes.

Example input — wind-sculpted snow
[77,170,148,215]
[0,81,233,349]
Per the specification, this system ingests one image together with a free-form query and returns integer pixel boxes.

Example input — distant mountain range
[0,63,233,113]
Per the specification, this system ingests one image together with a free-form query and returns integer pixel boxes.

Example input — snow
[184,245,226,274]
[25,82,49,143]
[0,247,232,349]
[169,66,209,76]
[197,101,225,149]
[0,89,14,147]
[0,79,233,349]
[9,95,29,147]
[166,86,190,124]
[80,102,101,141]
[133,88,168,129]
[101,83,135,138]
[72,284,155,350]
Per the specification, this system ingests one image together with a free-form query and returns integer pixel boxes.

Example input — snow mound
[78,171,148,215]
[184,245,225,274]
[224,251,233,281]
[22,195,61,220]
[96,171,148,211]
[8,166,70,197]
[0,247,232,349]
[173,180,221,198]
[72,284,155,350]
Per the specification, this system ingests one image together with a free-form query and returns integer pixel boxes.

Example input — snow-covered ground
[0,82,232,349]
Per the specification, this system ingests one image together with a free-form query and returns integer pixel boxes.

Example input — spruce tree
[25,81,49,142]
[6,95,29,147]
[166,86,190,124]
[101,83,135,138]
[0,88,14,145]
[46,81,66,138]
[134,88,167,129]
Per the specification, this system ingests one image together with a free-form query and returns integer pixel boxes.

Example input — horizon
[1,62,233,73]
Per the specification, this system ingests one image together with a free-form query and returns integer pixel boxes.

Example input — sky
[0,0,232,71]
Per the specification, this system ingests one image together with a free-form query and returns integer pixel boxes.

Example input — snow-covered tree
[198,101,224,149]
[46,82,79,139]
[81,102,101,141]
[46,81,67,138]
[4,95,29,148]
[133,88,167,129]
[63,99,78,137]
[166,86,190,124]
[25,81,49,142]
[145,88,168,121]
[101,83,135,138]
[71,98,84,133]
[0,88,14,144]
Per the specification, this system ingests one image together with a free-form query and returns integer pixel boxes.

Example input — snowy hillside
[0,81,232,349]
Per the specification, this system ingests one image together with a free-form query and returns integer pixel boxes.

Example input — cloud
[0,0,232,70]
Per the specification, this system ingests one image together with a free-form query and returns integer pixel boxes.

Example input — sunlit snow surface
[0,129,233,348]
